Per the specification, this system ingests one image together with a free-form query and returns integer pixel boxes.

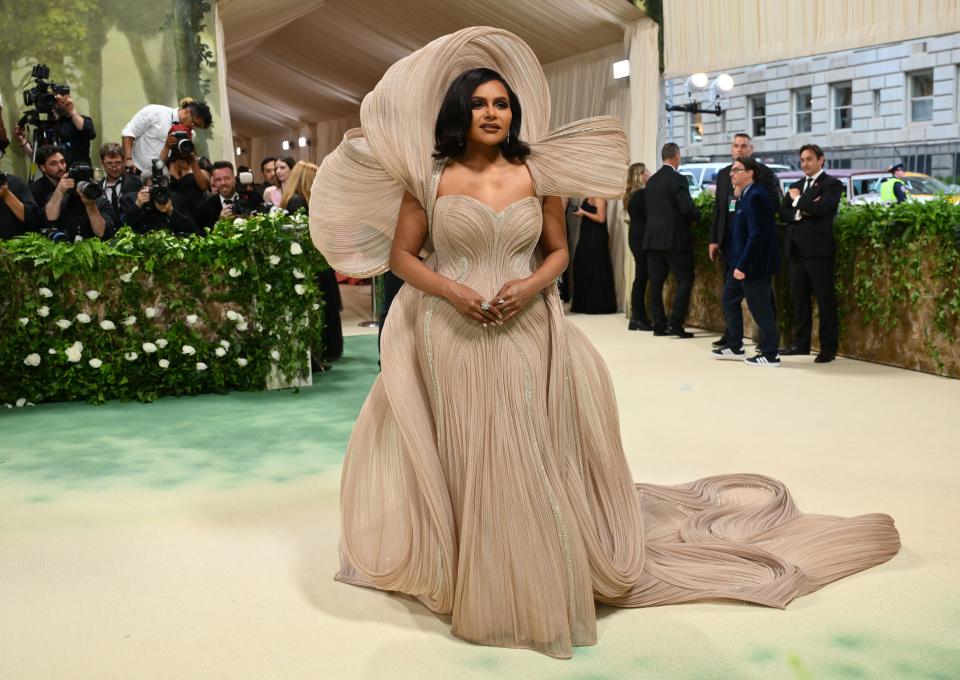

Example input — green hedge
[1,211,328,405]
[688,192,960,375]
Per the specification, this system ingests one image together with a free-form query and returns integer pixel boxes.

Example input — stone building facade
[664,32,960,177]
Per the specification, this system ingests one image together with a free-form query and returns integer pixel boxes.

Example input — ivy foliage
[1,211,328,405]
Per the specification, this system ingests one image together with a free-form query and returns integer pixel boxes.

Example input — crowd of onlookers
[0,96,318,243]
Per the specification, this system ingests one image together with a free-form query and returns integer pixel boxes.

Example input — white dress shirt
[792,169,824,220]
[121,105,179,173]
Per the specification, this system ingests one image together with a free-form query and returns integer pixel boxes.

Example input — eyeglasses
[730,168,745,174]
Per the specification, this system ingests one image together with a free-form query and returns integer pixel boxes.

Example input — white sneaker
[744,353,781,367]
[712,346,746,360]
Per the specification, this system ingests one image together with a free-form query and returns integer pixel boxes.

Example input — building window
[904,153,932,175]
[832,82,853,129]
[827,158,852,170]
[689,111,703,144]
[873,90,882,117]
[750,95,766,137]
[909,70,934,122]
[794,88,812,133]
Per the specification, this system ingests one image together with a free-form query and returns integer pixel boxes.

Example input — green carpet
[0,334,380,493]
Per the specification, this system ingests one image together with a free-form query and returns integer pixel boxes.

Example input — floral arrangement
[1,211,328,406]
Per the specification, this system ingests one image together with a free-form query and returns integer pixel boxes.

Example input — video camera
[22,64,70,115]
[148,159,171,205]
[67,162,102,200]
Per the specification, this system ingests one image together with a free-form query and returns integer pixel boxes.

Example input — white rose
[119,272,133,283]
[219,339,230,349]
[312,303,320,311]
[39,287,53,298]
[76,313,91,324]
[122,316,137,326]
[294,284,306,295]
[158,359,170,369]
[264,283,272,292]
[3,404,11,409]
[65,341,83,363]
[196,362,208,371]
[181,345,196,355]
[186,314,199,325]
[293,268,305,279]
[270,349,280,361]
[268,255,280,265]
[86,290,100,300]
[16,398,26,407]
[88,358,103,368]
[236,322,248,332]
[48,348,57,355]
[156,339,168,348]
[100,320,116,331]
[56,319,72,329]
[24,353,41,367]
[233,217,246,226]
[228,267,242,278]
[142,342,157,354]
[144,307,157,319]
[289,242,303,255]
[236,357,248,367]
[215,347,226,357]
[19,317,29,325]
[38,306,50,317]
[124,351,138,361]
[255,323,263,332]
[226,310,239,321]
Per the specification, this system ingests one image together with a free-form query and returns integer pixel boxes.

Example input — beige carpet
[1,311,958,680]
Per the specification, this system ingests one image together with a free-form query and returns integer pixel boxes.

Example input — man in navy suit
[712,157,781,366]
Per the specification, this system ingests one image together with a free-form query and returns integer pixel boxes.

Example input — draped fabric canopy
[664,0,960,77]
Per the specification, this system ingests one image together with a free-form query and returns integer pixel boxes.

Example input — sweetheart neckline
[435,194,539,216]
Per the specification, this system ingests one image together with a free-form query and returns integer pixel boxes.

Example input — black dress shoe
[628,318,654,331]
[814,352,836,363]
[653,327,668,336]
[666,326,694,339]
[779,346,810,356]
[711,335,729,348]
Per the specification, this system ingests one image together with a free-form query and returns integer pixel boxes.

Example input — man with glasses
[121,97,212,174]
[99,142,142,228]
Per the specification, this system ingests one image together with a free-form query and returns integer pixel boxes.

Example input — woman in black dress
[625,162,652,330]
[570,197,617,314]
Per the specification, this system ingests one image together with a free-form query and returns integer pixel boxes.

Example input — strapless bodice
[429,195,542,298]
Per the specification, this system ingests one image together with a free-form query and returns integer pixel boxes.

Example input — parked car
[680,171,702,198]
[776,168,888,202]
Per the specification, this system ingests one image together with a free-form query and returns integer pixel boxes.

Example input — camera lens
[77,181,102,201]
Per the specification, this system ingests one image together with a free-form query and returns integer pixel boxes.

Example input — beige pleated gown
[309,27,900,659]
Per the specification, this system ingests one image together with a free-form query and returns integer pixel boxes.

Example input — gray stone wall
[664,33,960,177]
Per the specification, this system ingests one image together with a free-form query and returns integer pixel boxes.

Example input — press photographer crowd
[0,65,313,242]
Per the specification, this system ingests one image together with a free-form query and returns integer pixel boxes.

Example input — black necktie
[803,177,813,194]
[110,184,120,218]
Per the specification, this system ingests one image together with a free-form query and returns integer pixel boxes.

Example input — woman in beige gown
[309,27,900,659]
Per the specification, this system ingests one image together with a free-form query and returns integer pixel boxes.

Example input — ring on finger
[496,298,506,305]
[479,300,491,311]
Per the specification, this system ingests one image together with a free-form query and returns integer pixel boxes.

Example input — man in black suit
[196,162,241,231]
[712,157,781,366]
[778,144,844,363]
[99,143,142,229]
[709,133,782,348]
[641,142,701,337]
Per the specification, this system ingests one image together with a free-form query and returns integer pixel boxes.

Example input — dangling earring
[506,131,511,144]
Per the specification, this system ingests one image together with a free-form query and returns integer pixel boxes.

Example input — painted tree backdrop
[0,0,221,176]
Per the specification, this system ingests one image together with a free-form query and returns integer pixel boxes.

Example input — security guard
[880,162,909,203]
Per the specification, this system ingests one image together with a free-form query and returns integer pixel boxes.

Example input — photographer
[0,170,40,239]
[196,161,257,231]
[30,145,113,241]
[99,142,142,227]
[120,162,199,237]
[121,97,211,174]
[11,95,95,165]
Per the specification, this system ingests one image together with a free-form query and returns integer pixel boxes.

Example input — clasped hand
[447,278,536,326]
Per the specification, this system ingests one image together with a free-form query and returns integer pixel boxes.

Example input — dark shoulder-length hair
[433,68,531,162]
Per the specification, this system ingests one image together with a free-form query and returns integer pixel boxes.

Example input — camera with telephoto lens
[224,170,259,216]
[168,124,194,157]
[22,64,70,115]
[149,159,171,205]
[67,162,102,200]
